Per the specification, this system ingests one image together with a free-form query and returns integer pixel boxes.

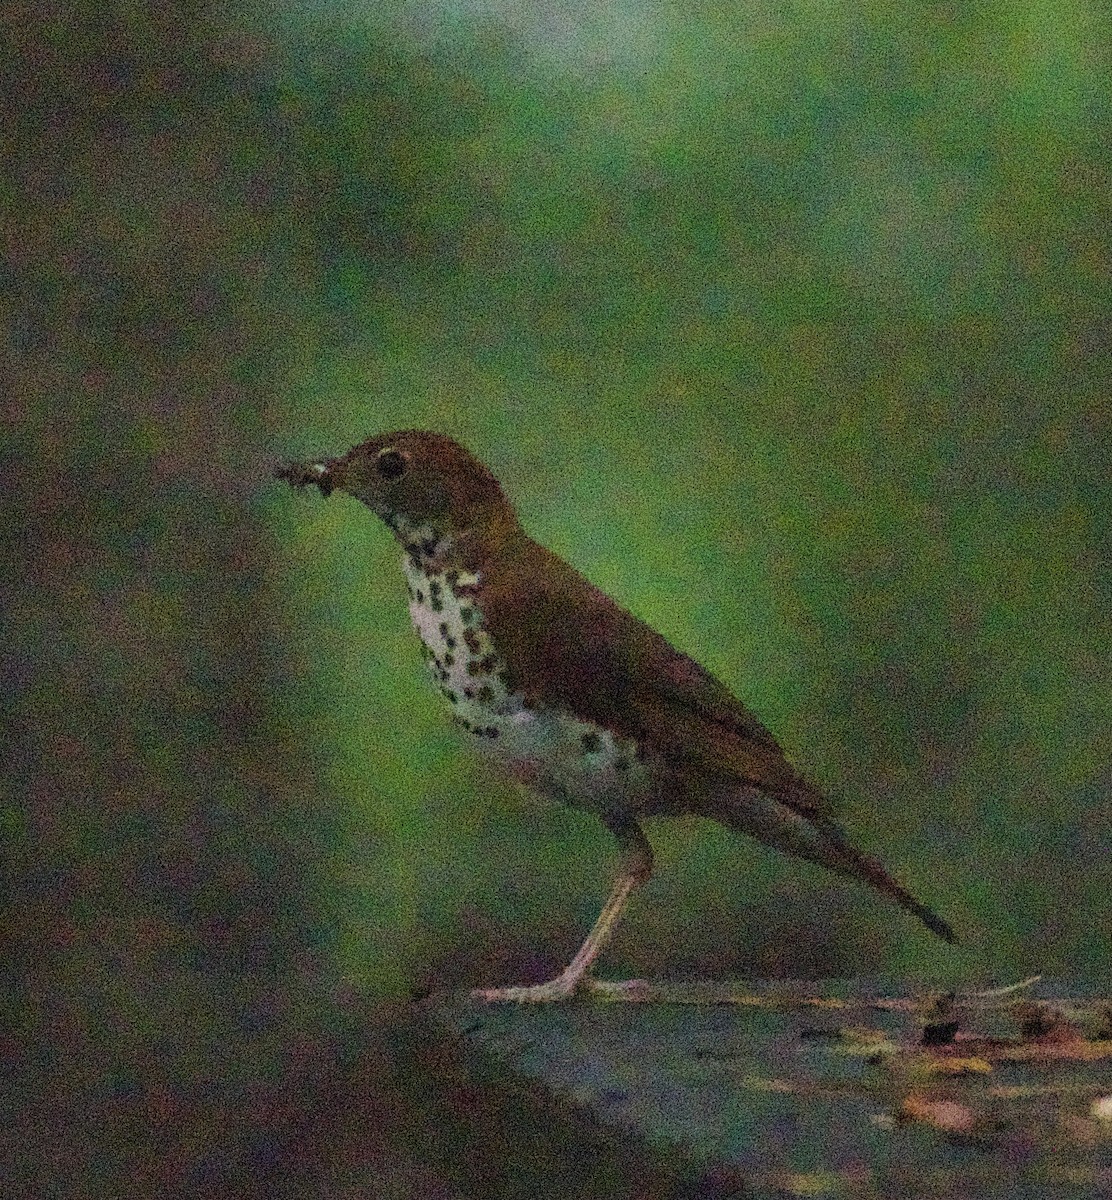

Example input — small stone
[899,1095,975,1133]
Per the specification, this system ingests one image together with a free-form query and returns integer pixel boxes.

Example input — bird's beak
[275,456,338,498]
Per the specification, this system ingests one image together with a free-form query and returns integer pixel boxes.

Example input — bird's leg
[470,873,639,1004]
[471,818,653,1003]
[583,817,655,1000]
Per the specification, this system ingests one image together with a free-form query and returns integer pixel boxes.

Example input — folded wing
[483,536,830,819]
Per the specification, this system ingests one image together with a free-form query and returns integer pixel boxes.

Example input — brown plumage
[278,430,956,1001]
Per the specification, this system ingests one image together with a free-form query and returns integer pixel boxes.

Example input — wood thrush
[278,430,955,1001]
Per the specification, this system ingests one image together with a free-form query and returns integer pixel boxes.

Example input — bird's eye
[376,448,408,480]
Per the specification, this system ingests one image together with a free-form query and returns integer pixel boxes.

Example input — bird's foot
[585,976,653,1001]
[469,974,655,1003]
[470,971,582,1003]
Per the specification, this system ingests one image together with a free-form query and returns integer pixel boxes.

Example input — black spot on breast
[460,606,475,624]
[445,569,460,587]
[615,756,631,771]
[445,635,457,649]
[439,622,449,637]
[422,538,438,557]
[581,732,602,753]
[485,726,499,738]
[431,596,444,612]
[477,684,494,703]
[416,590,425,603]
[444,689,459,703]
[444,654,455,667]
[479,653,497,674]
[463,687,474,698]
[463,629,481,653]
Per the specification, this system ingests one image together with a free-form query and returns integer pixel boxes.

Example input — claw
[585,977,653,1001]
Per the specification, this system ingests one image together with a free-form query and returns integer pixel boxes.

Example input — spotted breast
[400,540,649,814]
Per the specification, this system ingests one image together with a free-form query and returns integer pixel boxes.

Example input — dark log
[413,978,1112,1198]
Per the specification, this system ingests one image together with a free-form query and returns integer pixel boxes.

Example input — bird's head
[277,430,519,549]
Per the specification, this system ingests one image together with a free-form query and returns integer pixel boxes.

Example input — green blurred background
[5,0,1109,1192]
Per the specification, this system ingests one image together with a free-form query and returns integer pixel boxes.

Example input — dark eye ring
[376,448,408,479]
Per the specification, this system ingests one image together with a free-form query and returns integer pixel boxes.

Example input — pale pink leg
[472,871,641,1003]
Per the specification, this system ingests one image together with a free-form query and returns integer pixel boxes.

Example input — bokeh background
[6,0,1109,1194]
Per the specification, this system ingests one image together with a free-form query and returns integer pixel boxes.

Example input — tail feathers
[812,818,957,944]
[703,791,957,943]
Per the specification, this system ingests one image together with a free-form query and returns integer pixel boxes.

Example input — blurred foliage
[4,2,1109,1187]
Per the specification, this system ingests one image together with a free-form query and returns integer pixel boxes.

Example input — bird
[277,430,956,1002]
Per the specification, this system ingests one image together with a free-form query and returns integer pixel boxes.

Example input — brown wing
[480,536,831,818]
